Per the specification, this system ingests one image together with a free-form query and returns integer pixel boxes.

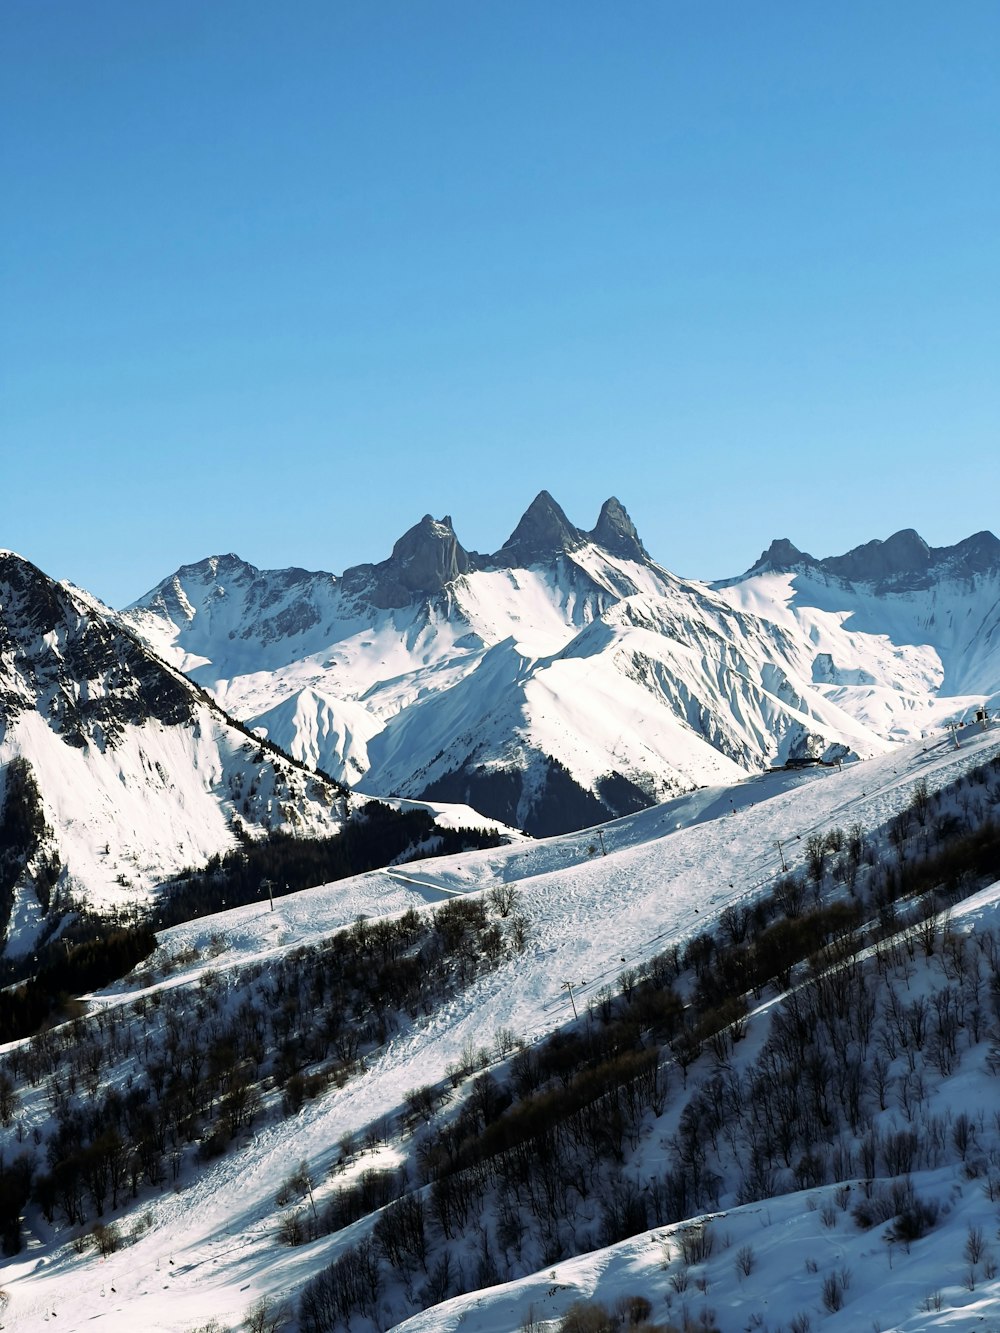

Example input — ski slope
[3,726,999,1332]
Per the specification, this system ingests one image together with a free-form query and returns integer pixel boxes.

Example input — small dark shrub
[557,1302,616,1333]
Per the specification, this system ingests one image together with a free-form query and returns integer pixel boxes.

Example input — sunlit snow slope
[4,726,998,1332]
[0,552,345,954]
[718,528,1000,742]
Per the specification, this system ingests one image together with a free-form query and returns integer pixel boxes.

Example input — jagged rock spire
[590,497,648,561]
[388,514,470,591]
[345,514,472,609]
[492,491,584,567]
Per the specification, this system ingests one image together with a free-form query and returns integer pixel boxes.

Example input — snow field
[3,727,1000,1331]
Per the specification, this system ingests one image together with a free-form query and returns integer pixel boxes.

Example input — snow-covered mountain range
[0,551,346,955]
[122,496,1000,835]
[3,499,997,953]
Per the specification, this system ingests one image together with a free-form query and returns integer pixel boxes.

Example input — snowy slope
[3,725,999,1332]
[362,590,884,831]
[396,1116,1000,1333]
[0,552,346,955]
[718,529,1000,743]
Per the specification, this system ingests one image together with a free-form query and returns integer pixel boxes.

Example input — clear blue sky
[2,1,997,606]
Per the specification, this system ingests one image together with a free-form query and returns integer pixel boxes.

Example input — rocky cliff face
[341,514,473,609]
[489,490,587,567]
[1,552,195,751]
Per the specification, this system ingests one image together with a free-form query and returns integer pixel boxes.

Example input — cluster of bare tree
[0,889,525,1255]
[296,754,1000,1330]
[3,750,998,1324]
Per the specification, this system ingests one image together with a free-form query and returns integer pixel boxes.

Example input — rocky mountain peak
[344,513,472,610]
[823,529,931,583]
[749,538,816,574]
[129,554,339,647]
[388,513,471,588]
[174,553,260,587]
[741,527,1000,590]
[133,554,259,620]
[0,550,69,639]
[590,497,648,561]
[940,530,1000,576]
[492,491,584,567]
[1,551,196,747]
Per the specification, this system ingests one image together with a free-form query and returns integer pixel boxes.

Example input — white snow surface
[0,706,343,947]
[717,565,1000,739]
[4,725,1000,1332]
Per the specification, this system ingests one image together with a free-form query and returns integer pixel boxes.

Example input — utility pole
[562,980,579,1020]
[597,830,607,856]
[261,877,274,910]
[775,839,787,873]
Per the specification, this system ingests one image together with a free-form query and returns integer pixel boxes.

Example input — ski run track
[4,725,1000,1333]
